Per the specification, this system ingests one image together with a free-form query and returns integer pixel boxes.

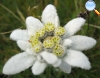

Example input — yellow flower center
[29,22,65,57]
[43,37,54,48]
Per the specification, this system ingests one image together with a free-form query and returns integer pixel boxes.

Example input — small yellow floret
[53,44,64,57]
[52,36,61,44]
[43,37,54,48]
[54,26,65,36]
[32,42,42,53]
[36,28,45,38]
[30,36,39,47]
[44,23,55,32]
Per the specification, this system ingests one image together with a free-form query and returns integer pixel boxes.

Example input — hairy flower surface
[3,4,96,75]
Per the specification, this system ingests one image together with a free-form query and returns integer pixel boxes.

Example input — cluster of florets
[29,23,65,57]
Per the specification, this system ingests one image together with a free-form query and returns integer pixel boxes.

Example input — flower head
[3,4,96,76]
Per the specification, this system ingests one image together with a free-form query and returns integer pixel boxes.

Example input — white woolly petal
[10,29,29,41]
[53,59,62,67]
[69,35,97,51]
[32,60,47,75]
[64,17,86,38]
[26,48,37,56]
[17,40,31,51]
[59,61,71,74]
[41,4,60,27]
[3,52,36,75]
[63,39,73,47]
[41,51,58,64]
[64,50,91,70]
[26,16,43,36]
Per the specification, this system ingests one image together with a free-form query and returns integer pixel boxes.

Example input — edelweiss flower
[3,4,96,75]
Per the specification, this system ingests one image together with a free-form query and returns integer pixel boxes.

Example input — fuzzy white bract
[3,4,96,75]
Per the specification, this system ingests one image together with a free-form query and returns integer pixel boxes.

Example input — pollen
[53,44,64,57]
[54,26,65,36]
[30,36,39,47]
[29,22,65,55]
[43,37,54,48]
[32,42,42,53]
[44,23,55,32]
[36,28,45,38]
[52,36,61,44]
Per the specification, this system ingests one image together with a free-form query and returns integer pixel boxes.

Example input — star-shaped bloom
[3,4,96,75]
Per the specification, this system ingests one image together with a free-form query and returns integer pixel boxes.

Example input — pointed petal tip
[84,64,91,70]
[90,38,97,49]
[3,67,9,75]
[26,16,34,22]
[26,16,35,25]
[9,29,18,40]
[93,38,97,46]
[45,4,55,8]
